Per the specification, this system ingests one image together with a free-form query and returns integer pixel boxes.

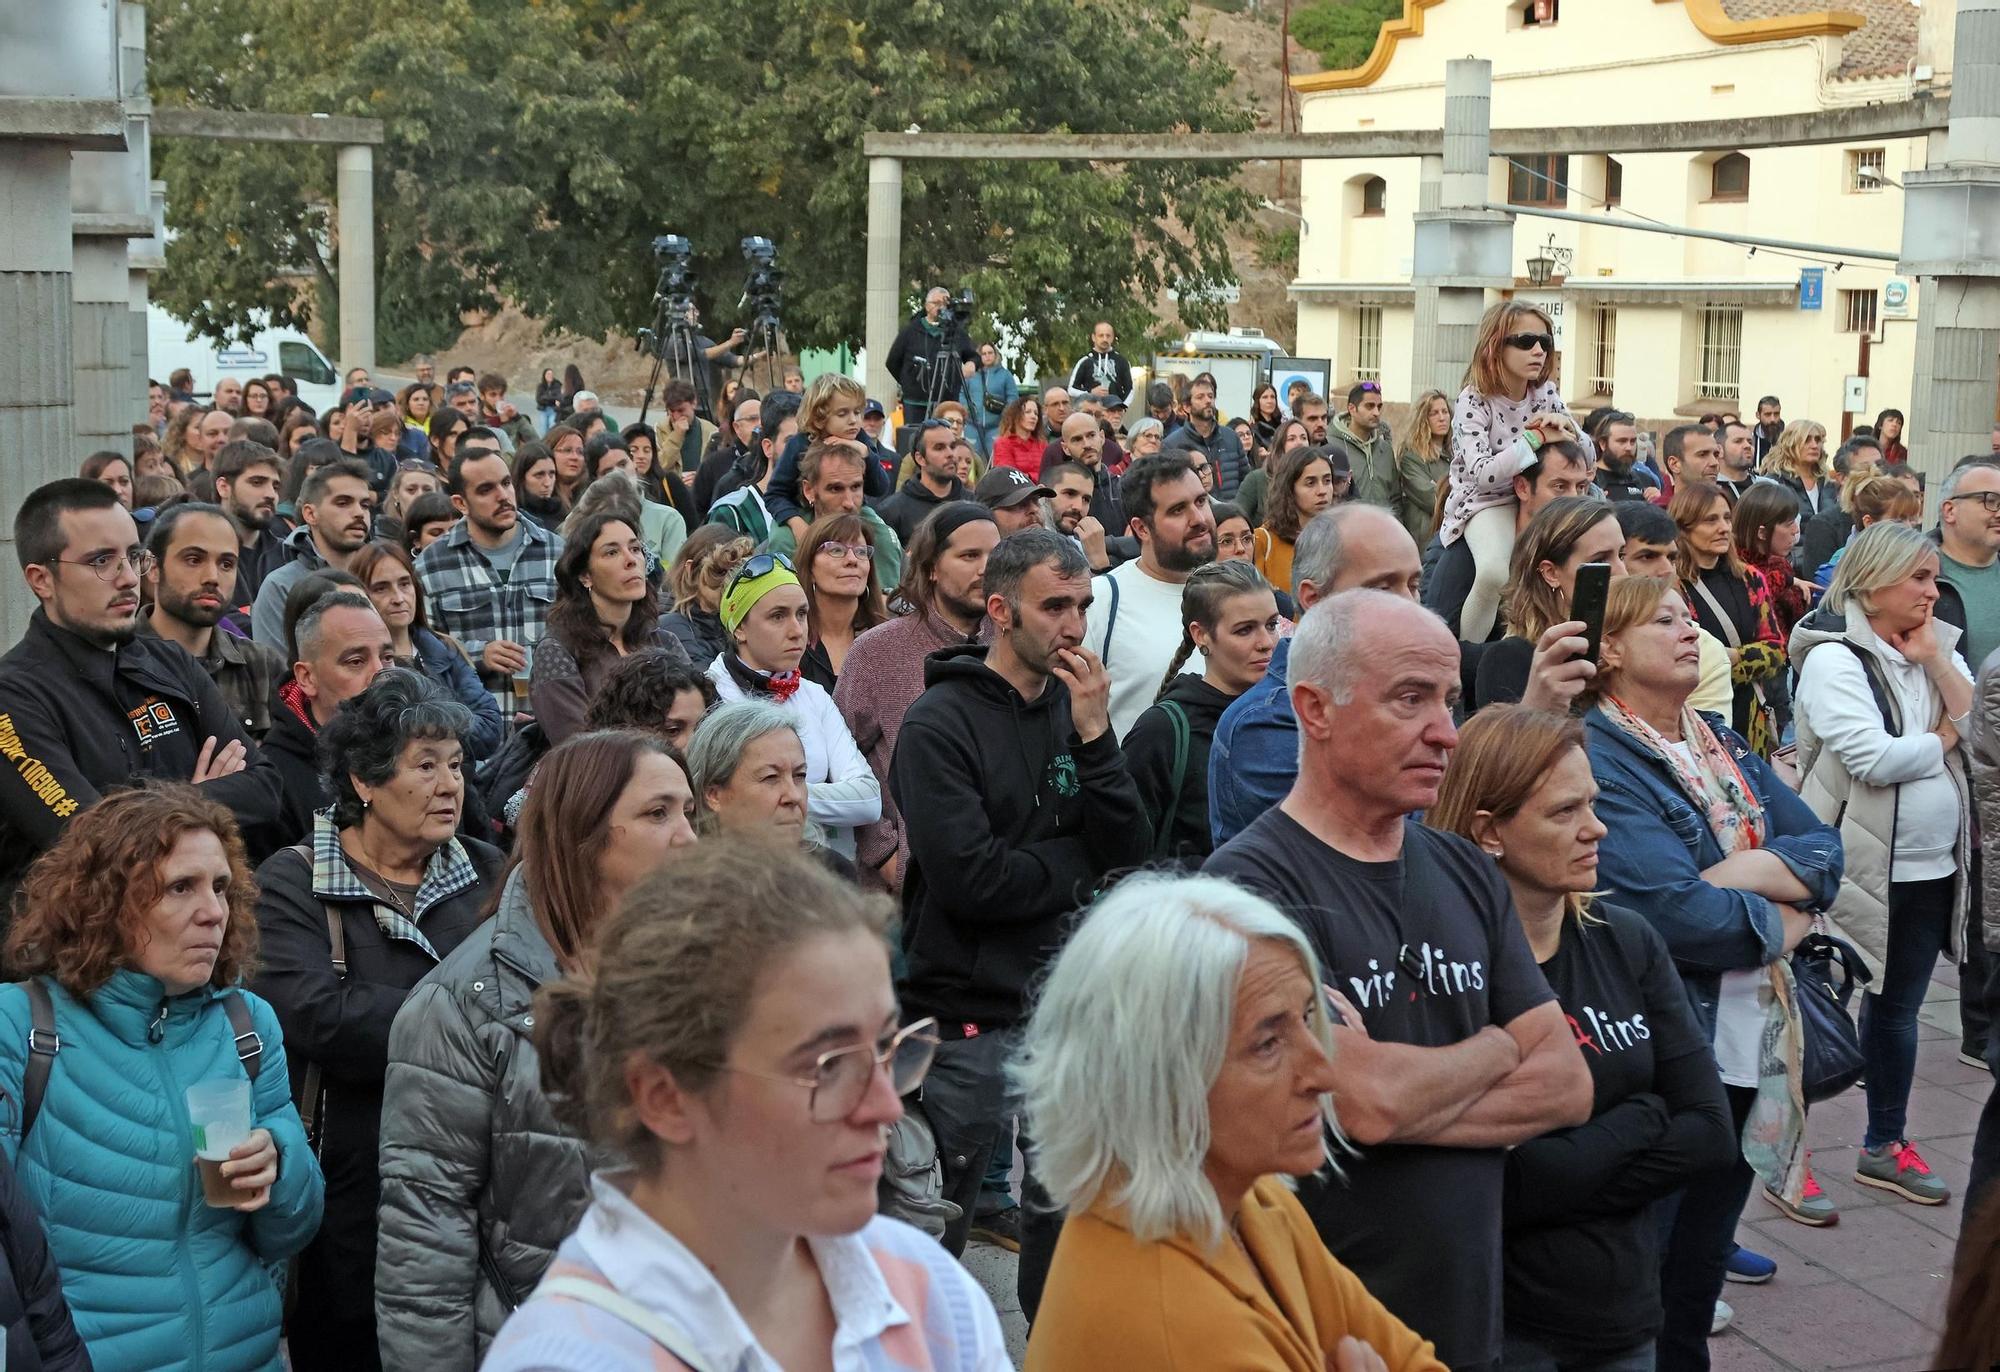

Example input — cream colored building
[1290,0,1927,433]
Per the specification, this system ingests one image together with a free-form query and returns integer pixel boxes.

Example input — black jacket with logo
[890,644,1148,1026]
[0,610,283,895]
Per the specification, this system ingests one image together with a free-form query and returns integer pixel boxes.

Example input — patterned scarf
[1599,694,1766,855]
[724,651,802,703]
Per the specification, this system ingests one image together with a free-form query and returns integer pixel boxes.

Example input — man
[1330,380,1422,531]
[1045,461,1120,572]
[892,528,1148,1290]
[1295,390,1332,446]
[836,501,998,892]
[1038,413,1123,532]
[343,365,371,390]
[1145,380,1179,435]
[260,589,396,846]
[444,381,481,422]
[1209,505,1424,846]
[860,396,891,450]
[669,303,747,407]
[1935,460,2000,674]
[1717,418,1758,502]
[1751,394,1784,463]
[190,406,234,474]
[1068,320,1133,401]
[1592,411,1657,504]
[411,355,436,388]
[140,503,287,739]
[1041,385,1072,439]
[1081,454,1218,738]
[446,365,477,389]
[974,467,1053,537]
[0,480,282,894]
[1162,376,1249,499]
[654,378,716,478]
[1102,393,1130,441]
[782,368,805,395]
[760,441,903,591]
[1424,440,1594,638]
[332,386,397,498]
[1800,436,1886,575]
[476,372,536,451]
[708,410,798,542]
[416,449,564,712]
[148,379,170,434]
[213,376,245,415]
[1206,591,1592,1372]
[694,396,762,518]
[1654,424,1722,506]
[879,419,971,544]
[885,287,977,427]
[250,456,378,649]
[213,439,287,607]
[1621,502,1735,718]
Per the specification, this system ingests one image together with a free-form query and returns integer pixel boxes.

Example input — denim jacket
[1584,707,1844,1038]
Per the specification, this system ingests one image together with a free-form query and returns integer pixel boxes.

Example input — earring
[1484,844,1504,858]
[361,797,371,811]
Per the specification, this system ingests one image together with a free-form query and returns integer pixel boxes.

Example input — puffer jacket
[1970,654,2000,952]
[376,867,595,1372]
[0,971,323,1372]
[1790,603,1972,978]
[0,1146,90,1371]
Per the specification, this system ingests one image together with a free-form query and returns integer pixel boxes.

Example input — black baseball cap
[973,467,1054,510]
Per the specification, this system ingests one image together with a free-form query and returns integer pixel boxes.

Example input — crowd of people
[3,294,1999,1372]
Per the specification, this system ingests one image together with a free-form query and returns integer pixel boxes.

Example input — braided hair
[1155,559,1275,701]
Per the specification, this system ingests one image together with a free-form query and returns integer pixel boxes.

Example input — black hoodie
[891,643,1149,1026]
[1122,674,1241,870]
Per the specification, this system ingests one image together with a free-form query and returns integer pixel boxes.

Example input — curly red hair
[7,784,260,996]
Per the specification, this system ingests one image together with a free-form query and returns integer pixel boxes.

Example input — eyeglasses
[819,541,872,563]
[724,551,794,593]
[708,1018,941,1122]
[56,548,154,582]
[1504,332,1555,353]
[1948,492,2000,514]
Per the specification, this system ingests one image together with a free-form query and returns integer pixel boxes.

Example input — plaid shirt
[414,517,563,697]
[307,809,482,960]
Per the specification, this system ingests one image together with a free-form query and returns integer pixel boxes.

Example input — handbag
[1790,931,1871,1104]
[983,389,1005,415]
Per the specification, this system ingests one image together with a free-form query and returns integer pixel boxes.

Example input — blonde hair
[1826,521,1938,619]
[1759,419,1830,481]
[1397,389,1452,465]
[1584,575,1681,703]
[1841,472,1922,526]
[801,372,867,438]
[1464,301,1553,397]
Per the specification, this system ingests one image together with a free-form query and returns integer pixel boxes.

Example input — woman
[79,450,133,509]
[1475,496,1627,711]
[1431,707,1734,1372]
[1125,416,1166,461]
[1254,445,1344,597]
[1673,480,1783,751]
[1874,407,1907,467]
[964,341,1019,458]
[243,377,273,421]
[1791,522,1973,1207]
[351,540,504,760]
[1124,561,1279,868]
[375,462,442,547]
[278,408,319,462]
[1759,419,1834,520]
[1811,473,1923,588]
[1213,500,1256,564]
[705,554,880,858]
[585,649,718,750]
[798,512,888,691]
[660,524,754,668]
[401,491,458,557]
[1234,418,1310,529]
[535,368,562,433]
[162,405,206,479]
[582,444,689,565]
[1395,388,1452,545]
[430,409,471,469]
[509,443,564,530]
[1733,480,1815,643]
[547,424,588,510]
[686,702,854,875]
[253,669,505,1372]
[992,395,1046,477]
[530,511,688,747]
[377,731,698,1372]
[0,786,322,1372]
[1584,577,1843,1359]
[1017,873,1444,1372]
[1249,380,1285,450]
[480,842,1003,1370]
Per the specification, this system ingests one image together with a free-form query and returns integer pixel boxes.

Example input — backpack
[1149,700,1192,861]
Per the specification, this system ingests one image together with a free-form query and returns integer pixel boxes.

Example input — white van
[146,305,343,414]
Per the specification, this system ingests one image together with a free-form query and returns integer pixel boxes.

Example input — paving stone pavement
[961,959,1990,1370]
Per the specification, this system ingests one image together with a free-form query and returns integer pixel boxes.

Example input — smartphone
[1572,562,1613,665]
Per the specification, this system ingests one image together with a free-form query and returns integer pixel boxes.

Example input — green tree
[1292,0,1401,70]
[147,0,1258,374]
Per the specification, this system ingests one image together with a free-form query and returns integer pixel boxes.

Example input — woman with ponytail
[1121,560,1281,868]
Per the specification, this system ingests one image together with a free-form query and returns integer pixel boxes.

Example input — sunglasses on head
[1353,381,1381,393]
[1504,332,1555,353]
[726,551,794,592]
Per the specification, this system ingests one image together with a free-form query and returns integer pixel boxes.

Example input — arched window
[1360,176,1386,216]
[1710,152,1750,201]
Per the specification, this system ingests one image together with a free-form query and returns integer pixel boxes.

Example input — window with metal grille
[1508,155,1570,209]
[1841,289,1878,334]
[1709,153,1750,201]
[1590,307,1617,393]
[1697,308,1742,400]
[1361,177,1386,216]
[1848,148,1885,192]
[1354,306,1383,382]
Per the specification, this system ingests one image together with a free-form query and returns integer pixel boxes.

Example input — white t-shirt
[1082,560,1208,740]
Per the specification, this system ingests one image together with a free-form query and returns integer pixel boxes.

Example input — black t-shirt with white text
[1206,810,1555,1372]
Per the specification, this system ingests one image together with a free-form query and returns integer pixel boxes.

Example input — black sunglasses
[1504,332,1555,353]
[725,551,794,593]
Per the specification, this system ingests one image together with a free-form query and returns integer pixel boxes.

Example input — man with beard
[1751,394,1785,464]
[1716,418,1757,504]
[973,466,1054,537]
[213,439,287,606]
[1295,390,1332,446]
[260,588,397,847]
[835,501,999,893]
[1163,375,1249,498]
[1068,320,1134,401]
[250,456,379,649]
[139,503,286,739]
[1082,453,1218,737]
[886,286,978,427]
[0,480,281,896]
[879,419,972,545]
[1046,461,1122,573]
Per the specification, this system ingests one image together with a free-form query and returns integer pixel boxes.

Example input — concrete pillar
[864,155,904,407]
[71,237,131,457]
[336,143,375,377]
[1408,61,1515,397]
[1417,154,1443,213]
[130,180,167,432]
[0,145,78,643]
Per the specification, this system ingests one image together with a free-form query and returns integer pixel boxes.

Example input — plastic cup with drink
[186,1079,254,1208]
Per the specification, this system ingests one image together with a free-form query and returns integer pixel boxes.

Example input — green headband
[719,558,800,633]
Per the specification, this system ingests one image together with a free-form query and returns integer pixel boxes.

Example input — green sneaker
[1855,1139,1950,1205]
[1763,1155,1839,1226]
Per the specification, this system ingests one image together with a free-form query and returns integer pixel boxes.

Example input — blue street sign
[1799,268,1825,311]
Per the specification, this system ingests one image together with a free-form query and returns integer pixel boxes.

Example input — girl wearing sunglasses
[1439,300,1590,642]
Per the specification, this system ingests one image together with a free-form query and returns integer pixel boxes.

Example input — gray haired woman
[1125,416,1166,460]
[687,699,858,879]
[1015,873,1444,1371]
[252,667,507,1372]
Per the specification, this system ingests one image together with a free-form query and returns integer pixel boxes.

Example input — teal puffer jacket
[0,971,325,1372]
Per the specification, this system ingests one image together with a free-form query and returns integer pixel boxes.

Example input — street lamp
[1524,234,1573,287]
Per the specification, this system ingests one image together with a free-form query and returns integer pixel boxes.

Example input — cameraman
[668,303,749,416]
[886,287,977,430]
